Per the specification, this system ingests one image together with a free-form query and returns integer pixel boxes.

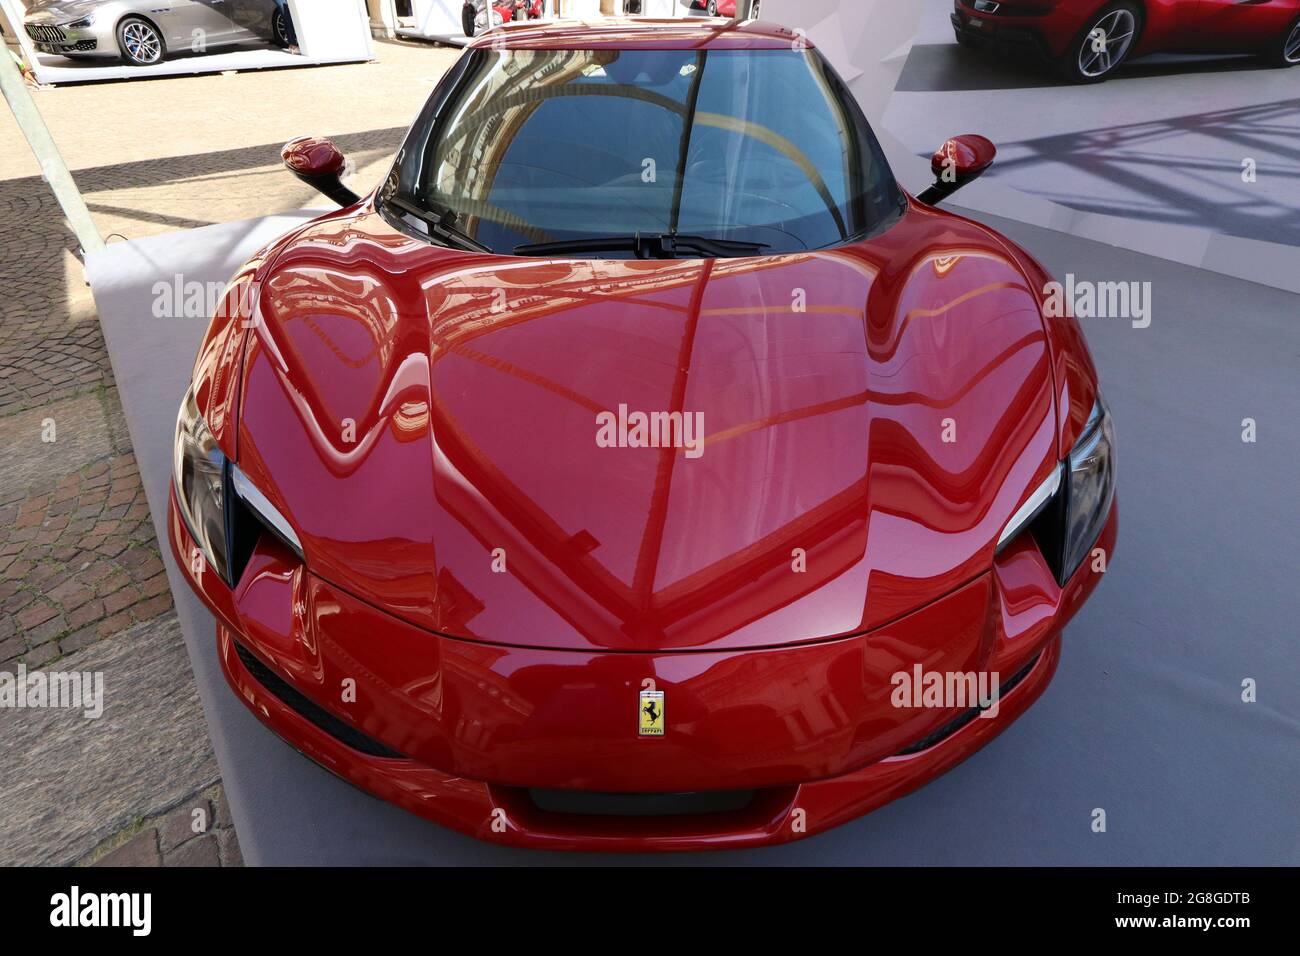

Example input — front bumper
[951,1,1086,60]
[23,18,113,58]
[169,484,1117,851]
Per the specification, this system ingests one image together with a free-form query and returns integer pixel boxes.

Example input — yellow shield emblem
[638,689,664,736]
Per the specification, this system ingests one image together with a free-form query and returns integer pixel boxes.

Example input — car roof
[465,17,811,52]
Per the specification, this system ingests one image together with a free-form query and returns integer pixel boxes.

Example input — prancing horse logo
[638,689,664,736]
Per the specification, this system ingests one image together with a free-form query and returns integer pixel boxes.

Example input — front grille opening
[528,788,756,817]
[893,651,1042,756]
[232,641,406,760]
[27,25,67,42]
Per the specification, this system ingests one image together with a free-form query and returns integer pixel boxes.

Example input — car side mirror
[917,134,996,206]
[281,136,361,207]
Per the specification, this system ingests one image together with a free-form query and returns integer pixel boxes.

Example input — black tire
[117,16,165,66]
[707,0,719,17]
[271,7,292,48]
[1266,15,1300,67]
[953,29,978,50]
[462,3,477,37]
[1058,1,1141,83]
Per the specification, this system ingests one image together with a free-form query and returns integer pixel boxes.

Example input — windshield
[386,46,905,258]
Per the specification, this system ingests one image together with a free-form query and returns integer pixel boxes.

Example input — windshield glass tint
[391,47,903,256]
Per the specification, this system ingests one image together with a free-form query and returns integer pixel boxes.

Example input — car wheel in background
[463,2,477,37]
[272,7,293,48]
[707,0,719,17]
[1267,15,1300,66]
[1060,1,1140,83]
[117,16,165,66]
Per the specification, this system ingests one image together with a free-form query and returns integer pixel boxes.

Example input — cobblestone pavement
[0,36,458,865]
[2,614,221,864]
[86,783,241,867]
[0,452,169,667]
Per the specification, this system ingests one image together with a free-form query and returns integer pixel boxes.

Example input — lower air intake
[528,788,756,817]
[894,651,1042,756]
[232,641,406,760]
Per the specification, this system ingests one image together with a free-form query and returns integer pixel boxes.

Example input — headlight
[1060,395,1116,582]
[997,395,1115,585]
[173,385,230,583]
[64,14,94,28]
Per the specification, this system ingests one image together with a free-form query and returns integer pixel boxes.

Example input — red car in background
[463,0,544,37]
[953,0,1300,81]
[627,1,761,19]
[171,18,1117,851]
[693,1,762,18]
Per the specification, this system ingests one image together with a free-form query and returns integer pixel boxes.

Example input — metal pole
[0,45,104,256]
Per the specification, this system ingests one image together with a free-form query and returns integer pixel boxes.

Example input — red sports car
[170,18,1117,851]
[692,1,761,18]
[952,0,1300,81]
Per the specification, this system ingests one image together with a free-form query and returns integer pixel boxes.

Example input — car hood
[231,200,1058,652]
[24,0,99,20]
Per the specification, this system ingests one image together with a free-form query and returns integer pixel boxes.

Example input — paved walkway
[0,35,459,865]
[1,614,220,865]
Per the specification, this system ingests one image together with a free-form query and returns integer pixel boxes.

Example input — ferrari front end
[169,494,1111,850]
[168,19,1117,851]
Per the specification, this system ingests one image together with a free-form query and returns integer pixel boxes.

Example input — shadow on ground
[989,99,1300,247]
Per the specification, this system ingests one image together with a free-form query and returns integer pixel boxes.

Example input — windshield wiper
[386,193,491,253]
[514,233,769,260]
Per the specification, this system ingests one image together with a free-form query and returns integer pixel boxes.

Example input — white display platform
[3,0,372,85]
[389,0,702,48]
[392,0,563,47]
[393,0,471,45]
[85,205,1300,865]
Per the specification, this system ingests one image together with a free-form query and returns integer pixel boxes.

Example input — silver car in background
[23,0,293,67]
